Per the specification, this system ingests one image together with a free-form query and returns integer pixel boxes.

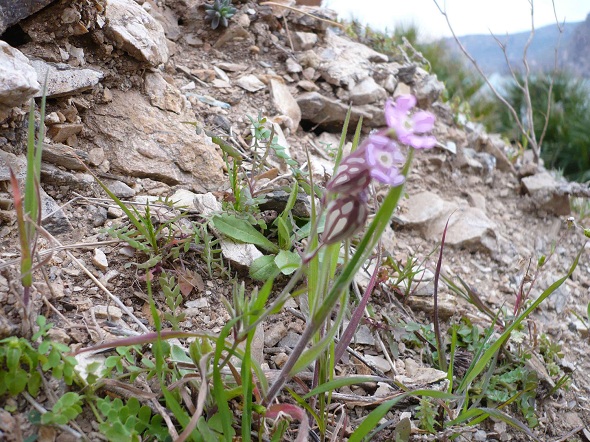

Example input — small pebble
[92,248,108,271]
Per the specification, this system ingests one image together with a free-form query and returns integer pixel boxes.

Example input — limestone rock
[83,90,224,192]
[414,71,444,107]
[292,32,318,51]
[472,131,515,173]
[521,172,571,216]
[395,191,497,252]
[217,62,248,72]
[269,79,301,131]
[92,248,109,271]
[297,80,319,92]
[318,29,387,88]
[290,5,337,31]
[394,191,445,228]
[104,0,169,66]
[30,59,103,98]
[144,72,184,113]
[0,0,54,34]
[0,41,40,112]
[220,241,263,268]
[47,123,84,143]
[41,142,88,171]
[170,189,198,209]
[285,58,303,73]
[236,74,266,92]
[440,207,497,251]
[193,192,222,217]
[297,91,373,132]
[105,179,135,198]
[349,77,386,105]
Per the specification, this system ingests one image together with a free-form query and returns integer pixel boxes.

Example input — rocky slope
[0,0,589,440]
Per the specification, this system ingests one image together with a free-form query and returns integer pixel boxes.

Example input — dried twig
[432,0,563,164]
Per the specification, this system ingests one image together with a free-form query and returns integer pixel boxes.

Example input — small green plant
[97,397,170,442]
[104,197,192,269]
[160,272,186,330]
[204,0,236,30]
[40,392,83,426]
[415,397,438,433]
[0,316,78,400]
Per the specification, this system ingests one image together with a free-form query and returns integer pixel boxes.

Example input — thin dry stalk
[432,0,563,164]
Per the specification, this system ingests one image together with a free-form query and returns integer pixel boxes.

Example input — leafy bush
[498,71,590,181]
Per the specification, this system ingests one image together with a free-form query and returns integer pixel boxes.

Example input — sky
[322,0,589,39]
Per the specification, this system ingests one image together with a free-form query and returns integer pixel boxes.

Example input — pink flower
[364,133,405,186]
[385,95,436,149]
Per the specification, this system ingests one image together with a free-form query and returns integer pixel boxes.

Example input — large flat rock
[83,90,225,192]
[104,0,169,66]
[0,0,54,34]
[0,41,40,112]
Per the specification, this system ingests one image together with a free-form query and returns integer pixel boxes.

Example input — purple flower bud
[321,192,369,245]
[325,148,372,195]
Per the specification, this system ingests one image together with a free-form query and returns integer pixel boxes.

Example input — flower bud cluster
[321,94,436,245]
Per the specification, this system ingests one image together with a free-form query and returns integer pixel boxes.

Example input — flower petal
[411,111,435,133]
[395,94,416,112]
[407,134,436,149]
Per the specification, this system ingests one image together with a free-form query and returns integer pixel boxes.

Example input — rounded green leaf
[274,250,301,275]
[249,255,279,281]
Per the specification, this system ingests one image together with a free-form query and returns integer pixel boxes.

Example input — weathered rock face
[0,0,54,34]
[144,72,184,114]
[349,76,387,105]
[269,79,301,131]
[297,91,383,132]
[521,172,571,216]
[83,90,225,192]
[0,41,40,113]
[29,59,103,98]
[394,190,497,253]
[104,0,169,66]
[318,29,388,88]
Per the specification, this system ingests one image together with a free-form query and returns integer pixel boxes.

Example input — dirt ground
[1,0,589,441]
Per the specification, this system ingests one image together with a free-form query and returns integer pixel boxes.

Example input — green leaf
[349,389,458,442]
[394,417,411,442]
[6,345,21,372]
[249,255,280,281]
[303,376,379,399]
[282,181,299,216]
[212,214,279,253]
[457,247,583,393]
[274,250,301,275]
[277,216,292,250]
[9,368,28,395]
[27,371,42,396]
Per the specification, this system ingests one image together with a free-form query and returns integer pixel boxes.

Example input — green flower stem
[263,149,415,406]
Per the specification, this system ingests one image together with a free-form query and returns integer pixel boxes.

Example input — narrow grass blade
[433,217,450,372]
[349,390,458,442]
[213,318,240,442]
[458,248,583,392]
[302,376,383,399]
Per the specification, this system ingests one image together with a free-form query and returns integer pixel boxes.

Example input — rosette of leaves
[204,0,236,30]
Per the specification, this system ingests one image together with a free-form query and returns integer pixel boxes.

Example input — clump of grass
[9,94,46,332]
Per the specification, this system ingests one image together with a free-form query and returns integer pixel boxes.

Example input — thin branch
[431,0,536,158]
[539,0,564,148]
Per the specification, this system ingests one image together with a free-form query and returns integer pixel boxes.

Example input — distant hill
[442,15,590,76]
